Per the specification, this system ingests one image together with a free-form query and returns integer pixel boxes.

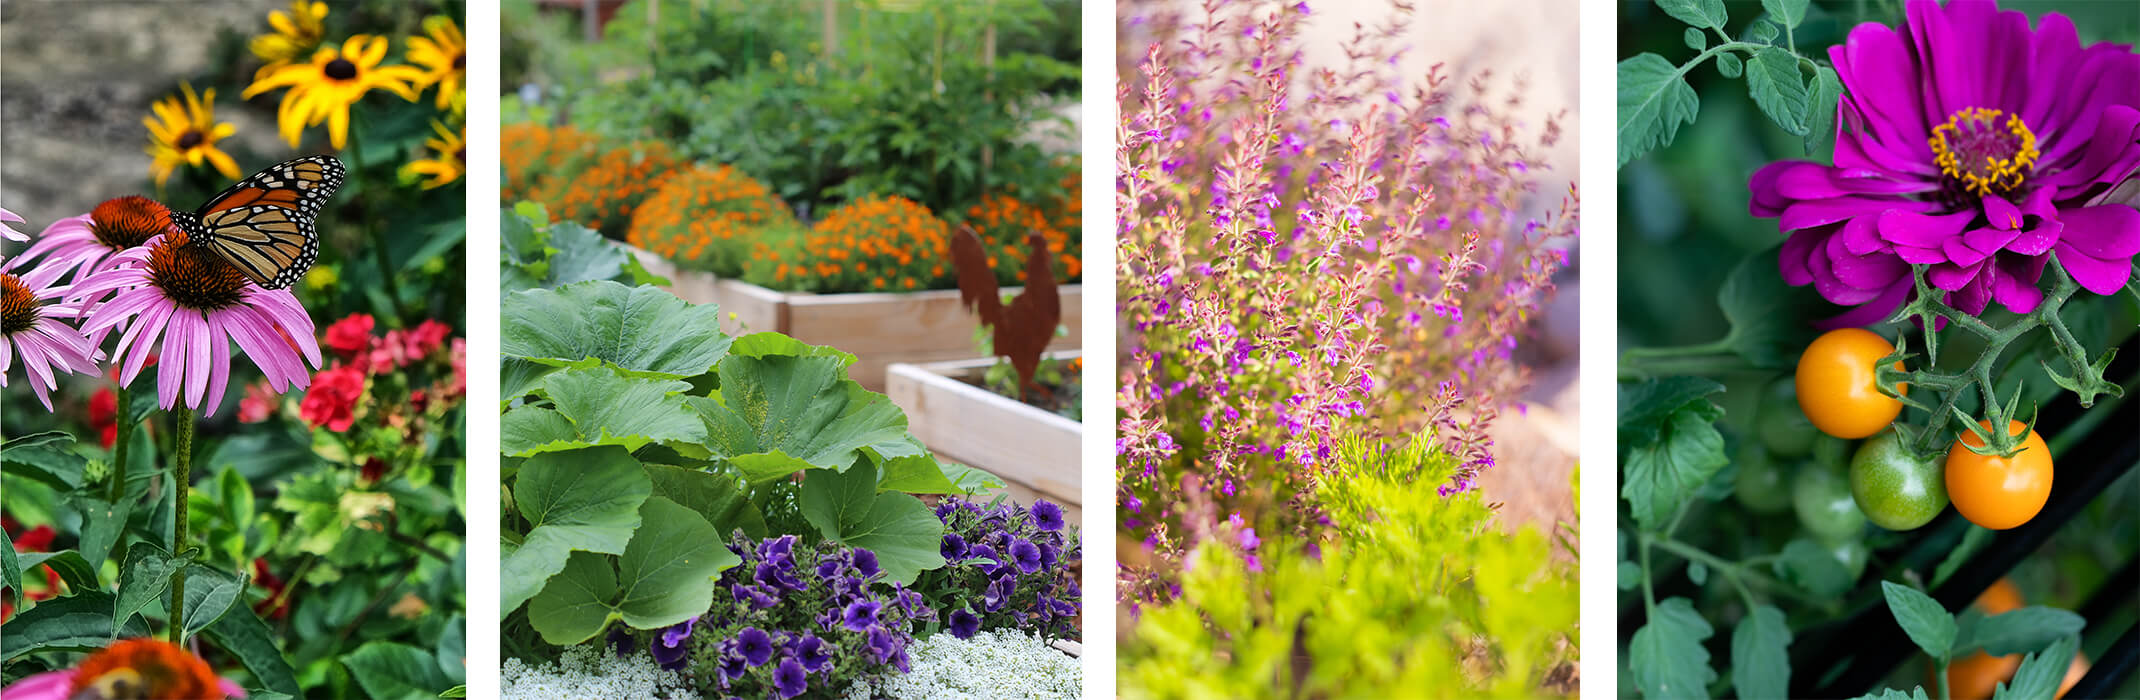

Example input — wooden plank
[887,355,1081,510]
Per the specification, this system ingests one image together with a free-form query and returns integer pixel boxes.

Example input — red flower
[89,388,118,448]
[410,389,429,413]
[251,558,289,621]
[360,457,388,485]
[446,338,467,399]
[407,320,453,358]
[369,330,412,373]
[322,314,375,359]
[14,524,56,552]
[237,382,278,423]
[298,364,366,432]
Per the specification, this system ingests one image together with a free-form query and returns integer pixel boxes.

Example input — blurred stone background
[0,0,288,232]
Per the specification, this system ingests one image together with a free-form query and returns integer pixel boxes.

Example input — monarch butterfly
[170,155,343,290]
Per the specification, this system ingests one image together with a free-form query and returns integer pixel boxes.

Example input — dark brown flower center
[148,227,249,310]
[1929,107,2039,201]
[325,58,359,81]
[0,273,38,335]
[89,196,173,250]
[177,130,204,150]
[454,147,465,163]
[451,53,464,71]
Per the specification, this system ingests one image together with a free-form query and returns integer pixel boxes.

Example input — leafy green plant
[1618,0,1842,167]
[497,280,1006,659]
[500,203,668,293]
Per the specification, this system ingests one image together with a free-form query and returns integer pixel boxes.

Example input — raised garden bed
[885,351,1082,519]
[626,244,1082,389]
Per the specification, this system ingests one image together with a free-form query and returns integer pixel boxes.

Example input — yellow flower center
[325,57,359,81]
[1929,107,2039,199]
[89,196,173,250]
[150,225,250,310]
[1,273,38,335]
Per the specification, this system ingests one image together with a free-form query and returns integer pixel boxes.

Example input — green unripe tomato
[1734,445,1793,514]
[1821,535,1870,581]
[1849,429,1948,530]
[1759,376,1820,458]
[1794,459,1866,543]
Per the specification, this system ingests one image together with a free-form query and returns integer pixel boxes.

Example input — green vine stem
[167,406,195,643]
[107,384,133,503]
[1877,258,2121,460]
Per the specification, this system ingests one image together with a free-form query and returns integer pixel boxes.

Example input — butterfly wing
[190,155,343,289]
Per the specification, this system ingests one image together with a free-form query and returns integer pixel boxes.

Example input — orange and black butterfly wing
[186,155,342,290]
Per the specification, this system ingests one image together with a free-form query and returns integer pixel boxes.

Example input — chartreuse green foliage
[1618,0,1842,166]
[499,280,1002,651]
[1121,439,1577,698]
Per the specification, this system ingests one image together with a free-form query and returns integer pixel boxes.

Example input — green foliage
[1617,0,1836,167]
[1618,377,1729,529]
[1121,439,1576,698]
[499,280,1002,658]
[501,203,668,293]
[1847,581,2086,700]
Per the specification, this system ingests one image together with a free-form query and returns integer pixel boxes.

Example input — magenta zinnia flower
[1749,0,2140,326]
[71,226,321,414]
[3,196,175,283]
[1,262,102,410]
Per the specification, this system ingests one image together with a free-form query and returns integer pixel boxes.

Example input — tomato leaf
[1955,605,2085,657]
[1763,0,1809,29]
[1993,636,2079,700]
[1881,581,1957,663]
[1718,248,1825,368]
[1746,48,1811,135]
[1654,0,1728,29]
[1620,379,1729,529]
[1618,53,1701,167]
[1732,605,1793,700]
[1630,597,1718,698]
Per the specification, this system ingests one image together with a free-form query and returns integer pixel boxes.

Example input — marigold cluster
[958,193,1079,285]
[742,194,952,294]
[501,123,600,203]
[627,164,798,277]
[530,141,684,237]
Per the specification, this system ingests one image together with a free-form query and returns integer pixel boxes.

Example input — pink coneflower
[1749,0,2140,326]
[1,207,27,242]
[71,227,321,414]
[1,263,102,410]
[3,197,175,283]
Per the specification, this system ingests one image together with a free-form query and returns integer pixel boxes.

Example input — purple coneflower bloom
[1,207,26,241]
[1749,0,2140,326]
[4,197,172,283]
[72,228,321,414]
[2,263,102,409]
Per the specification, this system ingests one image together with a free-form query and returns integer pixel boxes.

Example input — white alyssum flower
[503,643,701,700]
[870,629,1081,699]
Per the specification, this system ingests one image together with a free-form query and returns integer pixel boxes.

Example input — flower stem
[167,406,196,643]
[108,384,133,503]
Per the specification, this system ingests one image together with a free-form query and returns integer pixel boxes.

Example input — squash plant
[497,280,1003,654]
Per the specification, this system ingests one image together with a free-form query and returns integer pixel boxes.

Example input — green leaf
[441,686,467,698]
[1717,52,1745,79]
[1881,581,1957,662]
[202,602,302,697]
[800,466,946,584]
[1955,606,2085,657]
[502,447,651,618]
[1804,65,1844,156]
[876,454,966,495]
[613,497,739,630]
[1763,0,1809,29]
[1746,18,1781,44]
[1,529,18,608]
[1774,538,1854,597]
[18,550,99,593]
[344,641,454,700]
[1630,597,1717,698]
[1687,561,1709,586]
[499,406,580,456]
[1683,27,1706,50]
[1618,376,1725,447]
[535,366,707,454]
[539,220,630,289]
[179,563,248,638]
[500,357,556,405]
[73,492,134,579]
[1732,605,1792,699]
[437,615,467,685]
[1993,636,2078,700]
[1618,561,1641,590]
[643,464,762,539]
[693,351,924,472]
[528,551,620,645]
[502,281,734,379]
[1618,53,1700,168]
[1621,399,1728,529]
[937,461,1009,494]
[1654,0,1727,29]
[113,542,194,629]
[1,591,147,661]
[1851,689,1932,700]
[2,430,87,491]
[1747,47,1812,135]
[1719,248,1825,368]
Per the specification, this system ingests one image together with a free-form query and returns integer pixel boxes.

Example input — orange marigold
[628,164,797,277]
[501,122,599,203]
[958,192,1077,286]
[742,194,951,294]
[528,140,684,239]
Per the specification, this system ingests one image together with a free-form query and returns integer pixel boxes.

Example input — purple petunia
[1009,538,1044,574]
[842,600,882,631]
[941,532,968,559]
[650,618,696,670]
[774,657,808,698]
[865,625,899,664]
[852,548,880,578]
[1030,499,1066,531]
[947,606,982,639]
[795,634,831,672]
[1748,0,2140,326]
[736,627,774,667]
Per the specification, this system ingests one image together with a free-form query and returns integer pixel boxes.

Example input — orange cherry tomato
[1945,420,2053,530]
[1795,328,1906,439]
